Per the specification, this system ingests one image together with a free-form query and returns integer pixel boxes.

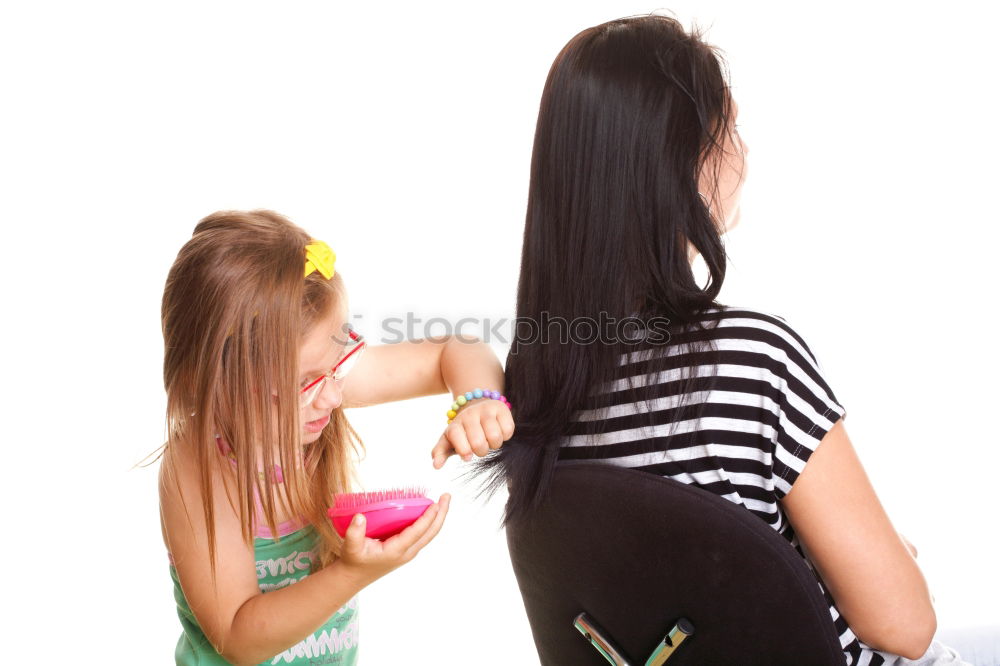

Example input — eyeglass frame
[298,326,366,408]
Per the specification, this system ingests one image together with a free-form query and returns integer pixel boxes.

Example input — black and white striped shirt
[557,305,890,666]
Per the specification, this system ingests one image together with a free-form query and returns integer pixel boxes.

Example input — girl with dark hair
[478,14,967,665]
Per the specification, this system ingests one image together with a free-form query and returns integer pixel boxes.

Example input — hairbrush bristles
[333,487,428,510]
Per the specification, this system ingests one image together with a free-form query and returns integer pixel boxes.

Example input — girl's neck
[215,434,286,484]
[214,434,307,535]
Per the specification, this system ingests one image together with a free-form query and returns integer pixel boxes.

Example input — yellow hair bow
[304,240,336,279]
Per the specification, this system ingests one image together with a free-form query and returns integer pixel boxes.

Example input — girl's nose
[312,377,343,410]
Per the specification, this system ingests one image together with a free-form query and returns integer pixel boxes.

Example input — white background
[1,1,998,664]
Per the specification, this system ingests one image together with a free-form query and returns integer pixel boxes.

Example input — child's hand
[339,494,451,585]
[430,400,515,469]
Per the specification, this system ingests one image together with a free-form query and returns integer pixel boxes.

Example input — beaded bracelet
[447,388,511,424]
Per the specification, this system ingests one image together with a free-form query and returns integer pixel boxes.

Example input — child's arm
[342,334,503,406]
[161,443,450,666]
[342,335,514,467]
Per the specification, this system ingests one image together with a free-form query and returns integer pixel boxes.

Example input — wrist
[446,388,511,424]
[327,557,381,590]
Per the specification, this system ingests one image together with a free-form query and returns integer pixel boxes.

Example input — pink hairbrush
[328,488,434,540]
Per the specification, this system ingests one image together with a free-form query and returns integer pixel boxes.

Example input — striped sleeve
[765,315,847,498]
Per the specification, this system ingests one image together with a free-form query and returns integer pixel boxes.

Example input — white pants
[875,627,1000,666]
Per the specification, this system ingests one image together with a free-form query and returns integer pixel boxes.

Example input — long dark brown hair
[160,209,361,571]
[476,15,738,521]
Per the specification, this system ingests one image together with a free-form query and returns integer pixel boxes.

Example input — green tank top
[170,525,360,665]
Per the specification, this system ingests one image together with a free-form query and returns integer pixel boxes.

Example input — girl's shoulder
[160,435,307,538]
[698,303,805,337]
[159,435,227,497]
[690,304,827,369]
[695,304,845,420]
[158,434,247,543]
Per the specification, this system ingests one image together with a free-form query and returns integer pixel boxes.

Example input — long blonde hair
[161,209,361,571]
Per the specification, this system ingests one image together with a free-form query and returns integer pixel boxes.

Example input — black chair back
[505,461,845,665]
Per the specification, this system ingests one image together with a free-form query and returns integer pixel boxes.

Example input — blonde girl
[159,209,513,665]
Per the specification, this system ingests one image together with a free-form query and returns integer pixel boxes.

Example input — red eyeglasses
[299,326,366,408]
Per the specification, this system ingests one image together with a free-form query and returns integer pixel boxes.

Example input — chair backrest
[505,461,845,666]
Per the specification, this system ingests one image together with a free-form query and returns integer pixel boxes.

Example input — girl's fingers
[342,514,367,557]
[430,433,454,469]
[499,408,515,440]
[463,419,489,458]
[482,415,503,450]
[383,501,441,554]
[448,423,473,462]
[404,494,450,560]
[432,401,514,467]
